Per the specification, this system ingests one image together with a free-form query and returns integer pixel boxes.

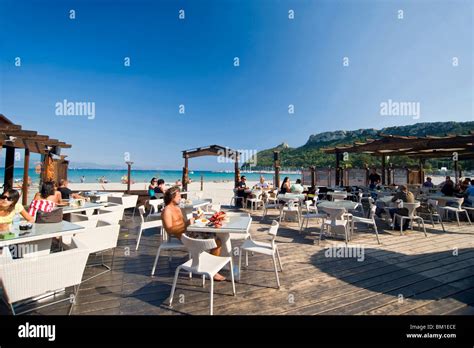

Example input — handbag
[35,208,64,223]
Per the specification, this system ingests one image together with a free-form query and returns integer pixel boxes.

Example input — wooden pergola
[0,114,72,204]
[322,132,474,186]
[181,145,241,191]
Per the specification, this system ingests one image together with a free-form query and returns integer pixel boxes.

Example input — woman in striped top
[28,181,59,219]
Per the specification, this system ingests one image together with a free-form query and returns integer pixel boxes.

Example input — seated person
[291,179,304,194]
[29,181,58,219]
[58,179,83,200]
[154,179,166,198]
[0,189,34,232]
[235,176,249,207]
[280,177,291,194]
[460,178,471,193]
[161,186,225,281]
[422,177,434,188]
[466,179,474,196]
[368,168,381,190]
[440,177,455,196]
[384,185,415,230]
[256,176,269,189]
[148,177,158,199]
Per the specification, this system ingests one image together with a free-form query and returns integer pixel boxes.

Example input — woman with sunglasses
[148,177,158,199]
[0,189,34,232]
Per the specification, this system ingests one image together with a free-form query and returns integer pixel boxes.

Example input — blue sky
[0,0,472,170]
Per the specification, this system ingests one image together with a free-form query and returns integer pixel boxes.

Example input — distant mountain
[245,121,474,170]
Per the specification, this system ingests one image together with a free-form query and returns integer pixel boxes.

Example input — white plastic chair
[247,190,264,210]
[266,189,279,205]
[169,234,235,315]
[263,200,281,217]
[230,188,245,207]
[207,203,221,214]
[64,220,121,282]
[0,237,90,315]
[147,198,164,220]
[320,207,353,244]
[279,199,301,225]
[427,199,446,232]
[392,202,427,236]
[108,194,138,219]
[136,205,163,250]
[238,220,283,288]
[300,200,326,233]
[437,197,472,226]
[150,228,188,276]
[351,204,380,244]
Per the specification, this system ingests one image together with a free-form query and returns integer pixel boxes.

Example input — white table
[0,221,84,249]
[187,213,252,257]
[183,200,211,210]
[61,202,106,216]
[317,200,360,211]
[426,195,463,206]
[277,194,305,202]
[83,191,113,203]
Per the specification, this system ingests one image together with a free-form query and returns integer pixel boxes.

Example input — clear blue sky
[0,0,472,170]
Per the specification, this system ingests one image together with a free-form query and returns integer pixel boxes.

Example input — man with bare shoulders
[161,186,226,281]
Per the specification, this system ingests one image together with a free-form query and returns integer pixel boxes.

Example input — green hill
[244,121,474,171]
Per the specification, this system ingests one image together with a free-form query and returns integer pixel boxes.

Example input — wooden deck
[2,207,474,315]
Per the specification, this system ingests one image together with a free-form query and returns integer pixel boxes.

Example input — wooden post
[4,146,15,190]
[335,151,340,186]
[182,155,189,192]
[454,160,459,184]
[381,155,386,185]
[22,148,30,206]
[365,164,369,187]
[387,163,392,186]
[273,151,280,189]
[419,158,424,185]
[234,152,240,188]
[126,161,133,194]
[310,166,316,189]
[200,175,204,191]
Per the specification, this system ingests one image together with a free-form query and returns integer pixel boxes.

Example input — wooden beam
[22,148,30,205]
[182,155,189,192]
[4,147,15,189]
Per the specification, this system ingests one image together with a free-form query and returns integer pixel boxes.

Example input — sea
[0,168,301,186]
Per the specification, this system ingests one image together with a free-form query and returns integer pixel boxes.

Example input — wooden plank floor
[1,207,473,315]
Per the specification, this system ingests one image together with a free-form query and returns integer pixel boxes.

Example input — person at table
[466,179,474,196]
[440,176,455,196]
[422,177,434,188]
[460,178,471,193]
[29,181,58,219]
[379,185,414,230]
[0,189,34,232]
[161,186,226,281]
[235,176,249,207]
[368,168,381,190]
[291,179,304,194]
[256,176,269,189]
[58,179,84,200]
[280,177,291,194]
[148,177,158,199]
[154,179,166,198]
